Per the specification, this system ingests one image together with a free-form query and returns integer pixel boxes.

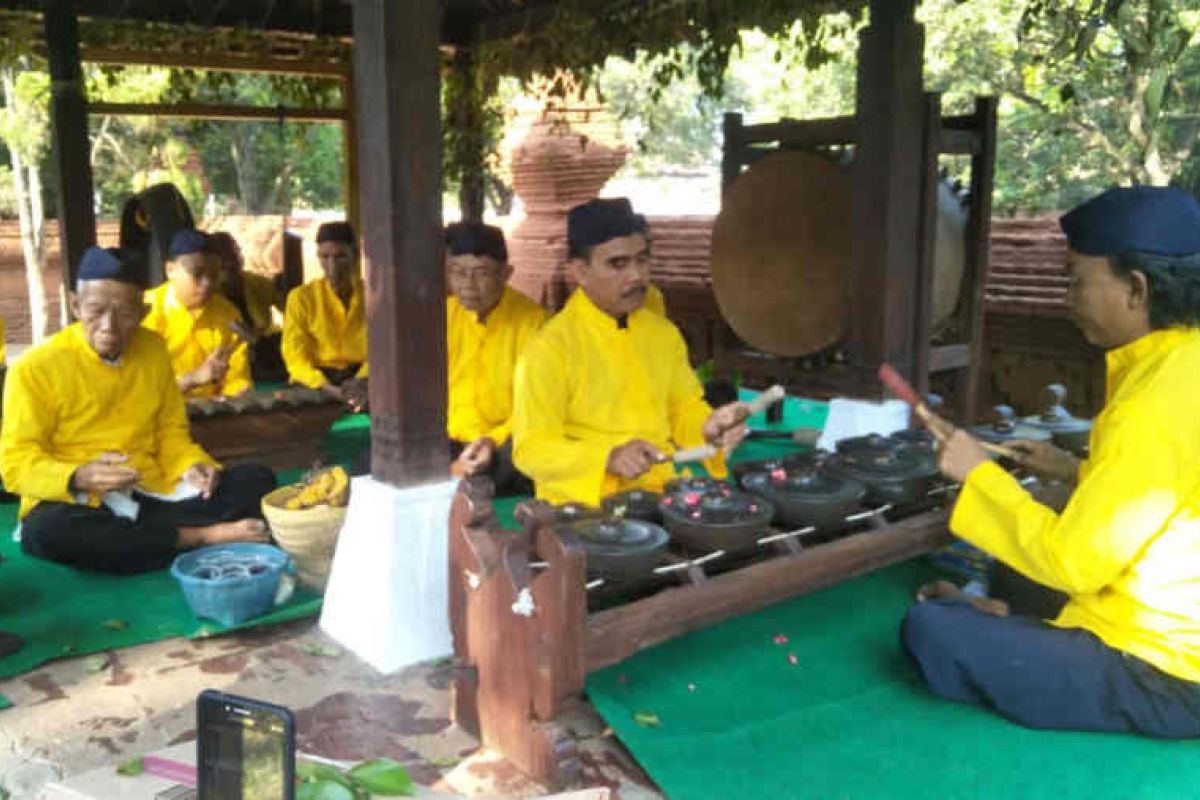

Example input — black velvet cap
[567,197,648,258]
[446,222,508,262]
[1061,186,1200,258]
[77,246,148,288]
[316,221,357,248]
[167,228,209,259]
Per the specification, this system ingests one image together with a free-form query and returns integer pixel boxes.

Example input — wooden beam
[962,96,999,423]
[353,0,449,485]
[87,101,346,123]
[739,115,856,148]
[913,92,942,395]
[341,73,361,239]
[848,0,925,389]
[585,509,950,672]
[15,0,356,37]
[43,0,96,290]
[80,46,350,77]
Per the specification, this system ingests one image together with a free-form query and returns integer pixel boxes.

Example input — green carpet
[0,502,322,705]
[586,560,1200,800]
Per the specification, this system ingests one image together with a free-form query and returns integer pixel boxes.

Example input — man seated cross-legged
[0,247,275,575]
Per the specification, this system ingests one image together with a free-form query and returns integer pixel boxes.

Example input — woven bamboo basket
[261,485,348,593]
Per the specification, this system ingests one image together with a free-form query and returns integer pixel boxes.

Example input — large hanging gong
[709,151,966,357]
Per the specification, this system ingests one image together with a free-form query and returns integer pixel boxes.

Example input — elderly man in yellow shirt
[282,221,367,410]
[445,222,547,495]
[903,186,1200,737]
[512,198,749,507]
[1,247,275,575]
[142,229,252,399]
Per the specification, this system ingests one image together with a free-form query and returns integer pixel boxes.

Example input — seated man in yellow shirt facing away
[445,222,547,495]
[903,186,1200,738]
[1,247,275,575]
[143,229,252,399]
[282,221,367,410]
[209,230,288,384]
[512,198,750,507]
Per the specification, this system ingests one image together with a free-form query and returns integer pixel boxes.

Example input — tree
[0,61,52,341]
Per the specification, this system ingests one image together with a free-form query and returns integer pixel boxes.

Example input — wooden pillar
[352,0,448,485]
[848,0,925,391]
[341,71,361,237]
[721,112,744,197]
[43,0,96,288]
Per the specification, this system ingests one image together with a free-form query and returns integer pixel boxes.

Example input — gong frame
[715,93,998,424]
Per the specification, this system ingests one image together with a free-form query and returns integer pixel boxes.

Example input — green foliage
[297,758,413,799]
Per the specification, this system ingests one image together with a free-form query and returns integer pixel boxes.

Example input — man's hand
[1006,438,1081,484]
[342,379,368,413]
[702,401,750,451]
[182,346,233,392]
[71,452,141,494]
[606,439,666,480]
[452,437,496,478]
[937,429,991,484]
[184,463,222,499]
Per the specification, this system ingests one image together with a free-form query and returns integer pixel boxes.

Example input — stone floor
[0,618,661,799]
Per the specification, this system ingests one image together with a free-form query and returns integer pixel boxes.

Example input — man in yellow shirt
[1,247,274,574]
[281,221,367,410]
[445,222,546,494]
[903,186,1200,737]
[209,231,287,384]
[142,229,252,399]
[512,198,749,507]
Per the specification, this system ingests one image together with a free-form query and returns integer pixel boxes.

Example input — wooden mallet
[672,385,788,464]
[877,363,1019,460]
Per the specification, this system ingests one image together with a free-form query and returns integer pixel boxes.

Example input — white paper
[816,398,912,452]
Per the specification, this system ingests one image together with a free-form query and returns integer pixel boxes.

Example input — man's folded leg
[139,463,277,530]
[21,502,179,575]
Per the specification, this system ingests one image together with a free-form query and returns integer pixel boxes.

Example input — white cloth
[815,398,911,452]
[320,476,456,674]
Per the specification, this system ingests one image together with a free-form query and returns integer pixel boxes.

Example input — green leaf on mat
[116,757,144,776]
[102,619,129,631]
[59,645,77,656]
[0,787,9,800]
[427,755,460,769]
[299,643,342,658]
[298,781,356,800]
[633,710,662,728]
[348,758,414,796]
[84,655,109,673]
[296,763,347,783]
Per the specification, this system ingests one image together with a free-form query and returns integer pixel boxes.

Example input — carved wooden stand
[448,477,951,790]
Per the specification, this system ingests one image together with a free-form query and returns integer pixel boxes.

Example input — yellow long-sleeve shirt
[644,284,666,316]
[142,284,252,399]
[447,286,547,445]
[0,324,216,518]
[240,271,283,336]
[281,278,368,388]
[952,326,1200,683]
[512,288,723,507]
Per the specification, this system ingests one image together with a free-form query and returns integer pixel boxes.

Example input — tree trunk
[230,123,263,213]
[2,67,50,343]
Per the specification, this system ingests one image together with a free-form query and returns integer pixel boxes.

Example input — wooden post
[962,96,998,422]
[721,112,744,197]
[913,92,942,397]
[341,72,361,237]
[352,0,448,485]
[43,0,96,289]
[849,0,925,391]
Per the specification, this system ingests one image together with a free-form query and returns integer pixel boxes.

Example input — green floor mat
[0,501,322,700]
[587,560,1200,800]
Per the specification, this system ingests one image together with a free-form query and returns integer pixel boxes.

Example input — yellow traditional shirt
[142,284,252,399]
[0,325,216,518]
[240,272,283,336]
[281,278,368,389]
[447,286,547,445]
[512,288,724,507]
[644,284,667,316]
[952,327,1200,683]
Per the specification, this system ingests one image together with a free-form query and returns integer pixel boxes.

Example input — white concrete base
[320,476,457,674]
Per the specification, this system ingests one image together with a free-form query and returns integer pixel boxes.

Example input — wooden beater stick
[877,364,1019,460]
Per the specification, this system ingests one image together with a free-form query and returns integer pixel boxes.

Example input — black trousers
[20,464,276,575]
[318,364,363,387]
[249,333,287,385]
[901,598,1200,738]
[989,560,1070,620]
[449,439,533,497]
